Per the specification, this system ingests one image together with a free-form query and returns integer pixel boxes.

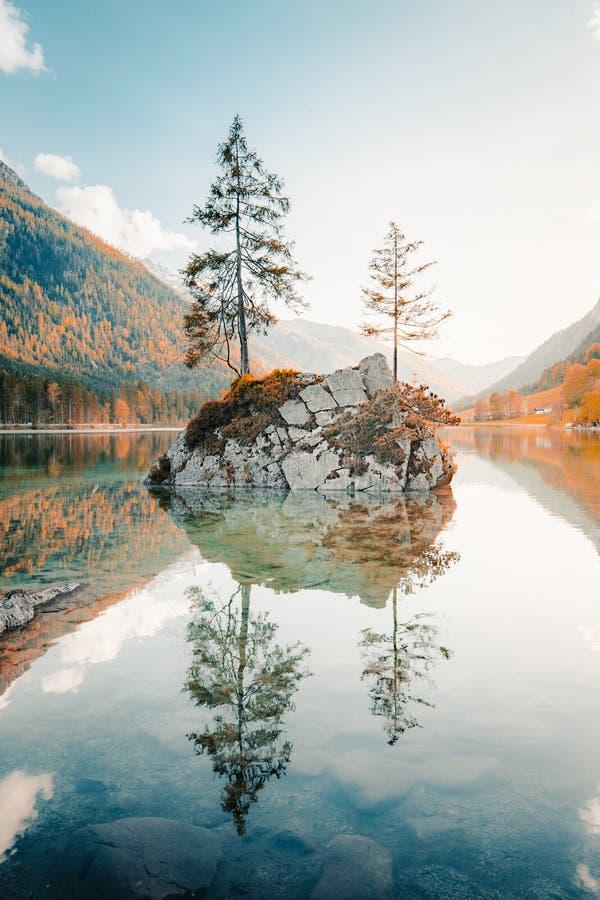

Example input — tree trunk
[235,138,250,375]
[237,583,251,754]
[393,231,398,382]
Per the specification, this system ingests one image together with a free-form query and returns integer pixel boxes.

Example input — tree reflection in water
[175,490,459,795]
[183,583,310,835]
[360,541,459,745]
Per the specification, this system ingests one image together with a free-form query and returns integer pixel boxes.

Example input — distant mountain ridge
[251,319,525,402]
[434,355,525,396]
[477,298,600,398]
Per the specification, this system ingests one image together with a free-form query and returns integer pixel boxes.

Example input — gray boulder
[279,399,310,425]
[0,583,80,636]
[60,817,222,899]
[299,383,338,412]
[282,449,340,490]
[311,834,393,899]
[359,352,394,397]
[324,367,368,406]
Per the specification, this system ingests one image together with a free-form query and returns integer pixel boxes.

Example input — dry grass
[185,369,305,452]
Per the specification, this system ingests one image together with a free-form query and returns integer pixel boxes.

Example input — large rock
[0,583,81,637]
[282,449,340,489]
[311,834,393,899]
[60,817,222,899]
[323,367,368,407]
[145,354,455,495]
[299,383,338,412]
[359,352,394,397]
[279,399,310,426]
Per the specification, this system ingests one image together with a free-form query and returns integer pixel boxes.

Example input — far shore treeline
[0,369,208,427]
[466,341,600,426]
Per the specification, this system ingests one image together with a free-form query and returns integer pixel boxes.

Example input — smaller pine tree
[360,221,450,381]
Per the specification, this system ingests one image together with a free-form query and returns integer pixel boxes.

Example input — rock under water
[0,583,81,637]
[59,817,222,899]
[144,353,455,494]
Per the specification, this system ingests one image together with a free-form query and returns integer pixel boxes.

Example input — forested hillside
[0,160,231,422]
[464,341,600,426]
[476,298,600,398]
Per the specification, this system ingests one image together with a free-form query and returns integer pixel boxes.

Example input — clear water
[0,428,600,898]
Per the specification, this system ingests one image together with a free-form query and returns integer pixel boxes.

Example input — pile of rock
[145,353,454,494]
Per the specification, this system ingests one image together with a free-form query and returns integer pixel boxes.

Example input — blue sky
[2,0,600,364]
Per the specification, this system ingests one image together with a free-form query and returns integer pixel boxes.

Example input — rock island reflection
[158,486,458,608]
[164,486,459,830]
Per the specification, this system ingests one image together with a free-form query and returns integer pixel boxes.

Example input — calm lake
[1,427,600,898]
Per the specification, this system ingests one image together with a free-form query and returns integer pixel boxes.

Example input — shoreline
[0,426,182,435]
[452,421,600,432]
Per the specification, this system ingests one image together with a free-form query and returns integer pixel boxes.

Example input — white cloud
[0,0,45,75]
[0,682,16,713]
[41,667,84,695]
[581,785,600,834]
[34,152,80,182]
[0,770,54,861]
[591,5,600,39]
[584,195,600,224]
[56,183,196,259]
[576,863,600,895]
[55,556,198,668]
[579,625,600,650]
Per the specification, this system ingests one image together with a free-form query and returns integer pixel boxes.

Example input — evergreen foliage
[183,116,307,376]
[184,584,310,835]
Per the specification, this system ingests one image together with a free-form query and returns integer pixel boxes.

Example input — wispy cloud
[576,863,600,895]
[56,183,196,259]
[0,0,45,75]
[0,770,54,861]
[579,625,600,649]
[590,4,600,39]
[583,196,600,224]
[581,784,600,834]
[34,152,80,182]
[41,667,84,695]
[0,145,26,176]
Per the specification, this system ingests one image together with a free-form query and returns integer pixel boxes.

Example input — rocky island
[144,354,456,494]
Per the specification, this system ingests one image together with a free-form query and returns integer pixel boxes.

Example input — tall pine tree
[183,116,307,376]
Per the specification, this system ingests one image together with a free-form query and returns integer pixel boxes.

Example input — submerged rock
[145,353,456,494]
[311,834,393,899]
[60,817,222,899]
[0,583,81,637]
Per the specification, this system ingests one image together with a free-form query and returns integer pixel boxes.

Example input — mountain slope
[434,355,524,395]
[254,318,468,399]
[256,318,525,401]
[479,298,600,397]
[0,160,228,400]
